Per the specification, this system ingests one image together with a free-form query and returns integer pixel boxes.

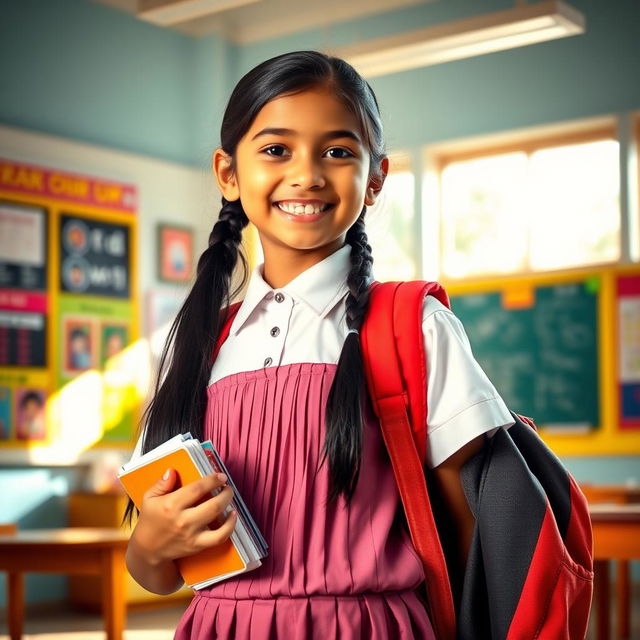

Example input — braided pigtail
[321,208,374,504]
[123,197,249,526]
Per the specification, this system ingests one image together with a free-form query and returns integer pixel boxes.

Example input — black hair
[20,391,44,408]
[70,328,88,341]
[123,50,386,526]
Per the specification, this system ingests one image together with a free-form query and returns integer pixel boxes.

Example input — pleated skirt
[174,362,435,639]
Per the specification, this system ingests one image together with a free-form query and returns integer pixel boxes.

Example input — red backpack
[359,280,594,640]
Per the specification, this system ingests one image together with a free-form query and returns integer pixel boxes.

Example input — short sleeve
[422,296,515,469]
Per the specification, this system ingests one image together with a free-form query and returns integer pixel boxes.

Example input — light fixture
[337,1,585,78]
[137,0,262,26]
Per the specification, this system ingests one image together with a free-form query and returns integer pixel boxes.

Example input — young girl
[125,50,515,639]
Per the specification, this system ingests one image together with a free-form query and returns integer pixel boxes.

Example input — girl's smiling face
[213,86,388,285]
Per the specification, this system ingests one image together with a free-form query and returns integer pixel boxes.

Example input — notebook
[118,433,268,589]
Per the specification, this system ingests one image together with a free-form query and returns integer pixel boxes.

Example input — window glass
[441,152,528,278]
[367,170,418,281]
[438,138,620,278]
[529,140,620,269]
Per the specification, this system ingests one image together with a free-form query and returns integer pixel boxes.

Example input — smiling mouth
[274,202,335,215]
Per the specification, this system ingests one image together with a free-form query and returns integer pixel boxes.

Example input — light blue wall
[0,0,639,608]
[0,0,229,166]
[234,0,640,150]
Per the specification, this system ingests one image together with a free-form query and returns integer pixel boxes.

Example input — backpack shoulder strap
[212,301,242,362]
[360,279,456,640]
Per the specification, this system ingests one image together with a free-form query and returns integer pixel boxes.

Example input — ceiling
[92,0,435,44]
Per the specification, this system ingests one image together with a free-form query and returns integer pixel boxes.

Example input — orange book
[119,436,265,588]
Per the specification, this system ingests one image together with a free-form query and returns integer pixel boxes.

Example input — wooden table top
[588,503,640,522]
[0,527,130,548]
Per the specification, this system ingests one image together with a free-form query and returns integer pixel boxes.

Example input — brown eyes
[261,145,354,159]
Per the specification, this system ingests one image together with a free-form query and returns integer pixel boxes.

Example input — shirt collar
[229,244,353,336]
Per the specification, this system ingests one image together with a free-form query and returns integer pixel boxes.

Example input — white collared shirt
[211,244,515,469]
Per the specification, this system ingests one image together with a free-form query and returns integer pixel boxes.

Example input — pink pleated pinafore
[174,362,436,639]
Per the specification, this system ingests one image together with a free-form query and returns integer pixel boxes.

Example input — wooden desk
[0,527,130,640]
[590,504,640,640]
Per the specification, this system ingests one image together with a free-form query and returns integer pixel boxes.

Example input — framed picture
[157,224,194,283]
[100,321,129,366]
[61,315,98,376]
[15,387,47,441]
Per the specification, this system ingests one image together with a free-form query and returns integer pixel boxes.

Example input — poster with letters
[60,214,130,298]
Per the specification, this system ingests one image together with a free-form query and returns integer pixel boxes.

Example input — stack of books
[118,432,268,589]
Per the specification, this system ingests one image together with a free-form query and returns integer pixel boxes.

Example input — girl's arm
[126,530,184,595]
[431,434,484,579]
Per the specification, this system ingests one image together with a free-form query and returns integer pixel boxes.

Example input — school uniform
[168,243,515,639]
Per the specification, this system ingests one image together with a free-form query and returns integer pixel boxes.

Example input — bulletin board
[444,267,640,457]
[0,157,142,463]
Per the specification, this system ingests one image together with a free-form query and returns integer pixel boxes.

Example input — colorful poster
[0,157,138,460]
[60,215,130,298]
[0,202,47,290]
[618,274,640,429]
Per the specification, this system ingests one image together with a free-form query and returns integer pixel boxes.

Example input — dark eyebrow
[251,127,362,144]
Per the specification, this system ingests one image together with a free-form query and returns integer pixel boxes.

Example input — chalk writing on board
[451,281,599,429]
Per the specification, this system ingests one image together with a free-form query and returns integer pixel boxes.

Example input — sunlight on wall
[26,338,152,465]
[1,470,69,521]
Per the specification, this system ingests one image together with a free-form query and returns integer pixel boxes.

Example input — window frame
[422,118,623,286]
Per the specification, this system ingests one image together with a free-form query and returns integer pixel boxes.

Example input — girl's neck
[260,239,345,289]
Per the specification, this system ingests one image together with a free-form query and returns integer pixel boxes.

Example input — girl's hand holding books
[131,468,238,565]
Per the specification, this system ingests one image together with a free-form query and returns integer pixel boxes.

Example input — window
[434,130,620,279]
[366,155,419,281]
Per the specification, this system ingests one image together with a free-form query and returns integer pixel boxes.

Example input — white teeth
[277,202,328,215]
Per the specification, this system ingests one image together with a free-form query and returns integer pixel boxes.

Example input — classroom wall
[0,123,216,606]
[1,0,639,606]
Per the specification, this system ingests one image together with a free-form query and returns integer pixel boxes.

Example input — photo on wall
[15,387,47,441]
[158,224,194,283]
[62,315,98,376]
[100,322,128,367]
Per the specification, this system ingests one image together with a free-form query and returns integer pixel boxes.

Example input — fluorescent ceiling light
[339,1,585,78]
[137,0,262,26]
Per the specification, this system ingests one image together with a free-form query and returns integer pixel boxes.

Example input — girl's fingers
[171,472,228,510]
[194,510,238,549]
[186,485,234,526]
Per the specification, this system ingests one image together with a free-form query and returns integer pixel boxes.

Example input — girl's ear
[213,147,240,201]
[364,156,389,206]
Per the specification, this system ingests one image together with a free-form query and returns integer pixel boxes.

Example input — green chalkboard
[449,280,599,430]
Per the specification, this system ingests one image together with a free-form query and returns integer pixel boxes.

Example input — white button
[264,357,273,366]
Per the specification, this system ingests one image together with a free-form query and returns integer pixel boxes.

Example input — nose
[288,152,325,189]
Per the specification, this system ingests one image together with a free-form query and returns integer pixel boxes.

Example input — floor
[0,602,187,639]
[1,593,639,639]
